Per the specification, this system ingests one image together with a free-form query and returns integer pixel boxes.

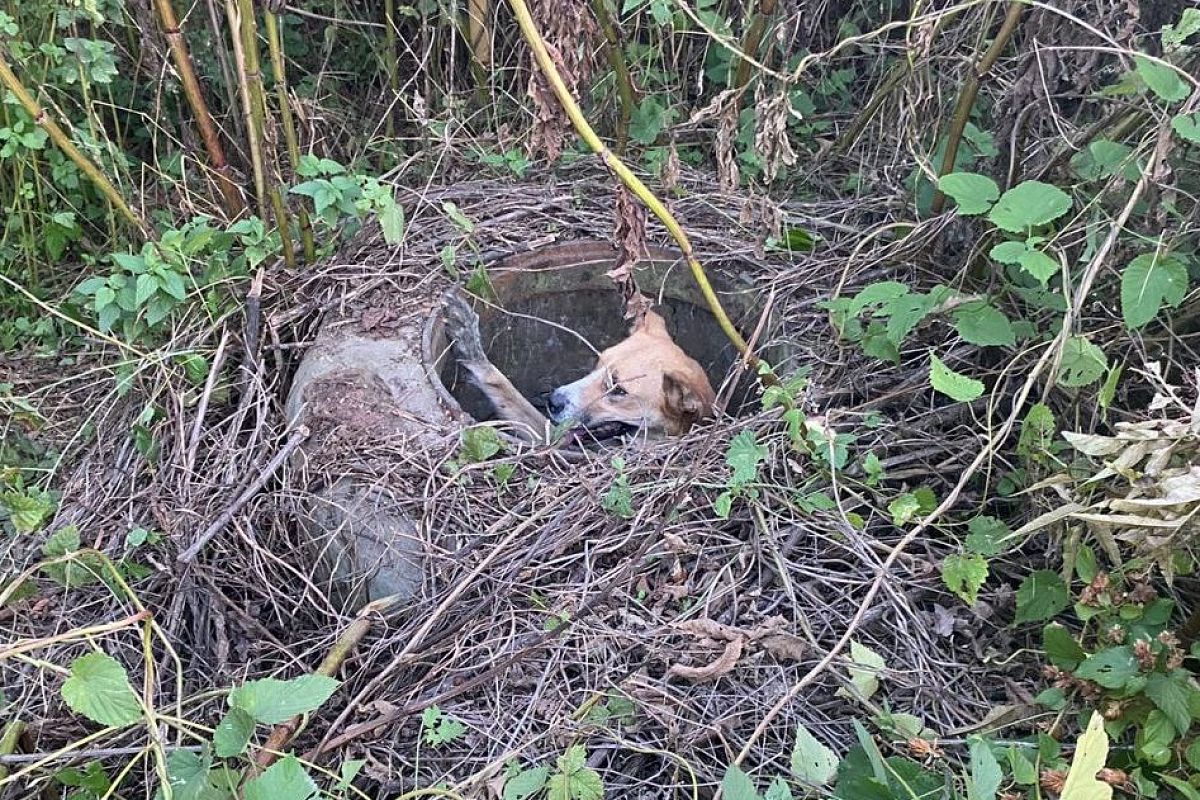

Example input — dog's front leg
[442,290,552,444]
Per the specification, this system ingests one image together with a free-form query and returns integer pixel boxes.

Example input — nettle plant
[289,155,405,246]
[73,216,278,343]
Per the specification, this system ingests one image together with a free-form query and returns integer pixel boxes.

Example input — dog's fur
[443,290,715,444]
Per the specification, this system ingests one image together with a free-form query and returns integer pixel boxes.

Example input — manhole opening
[423,242,778,429]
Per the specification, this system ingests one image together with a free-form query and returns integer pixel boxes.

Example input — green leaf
[1186,738,1200,771]
[1018,248,1060,284]
[242,755,317,800]
[1135,55,1189,102]
[41,525,105,588]
[548,746,603,800]
[942,553,988,605]
[1017,402,1056,461]
[1137,709,1177,765]
[2,487,54,533]
[1059,713,1112,800]
[1070,140,1134,180]
[377,201,405,244]
[630,97,669,146]
[158,269,187,301]
[888,493,921,526]
[1161,776,1200,800]
[1043,623,1086,670]
[987,181,1072,232]
[504,766,551,800]
[967,736,1002,800]
[719,764,762,800]
[61,652,142,727]
[764,777,793,800]
[213,707,255,758]
[162,748,226,800]
[837,640,885,701]
[1120,252,1188,329]
[726,430,767,488]
[989,240,1028,264]
[422,708,466,746]
[936,172,999,214]
[460,426,503,463]
[1057,336,1107,387]
[1074,646,1137,689]
[1163,8,1200,49]
[951,302,1015,347]
[55,761,112,793]
[790,722,839,785]
[965,516,1010,557]
[713,491,733,518]
[228,674,340,724]
[1014,570,1069,625]
[1173,112,1200,143]
[929,354,984,402]
[441,201,475,233]
[135,272,158,306]
[1007,746,1038,785]
[1145,671,1192,736]
[880,291,936,345]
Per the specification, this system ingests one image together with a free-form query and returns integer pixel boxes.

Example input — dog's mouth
[562,420,641,445]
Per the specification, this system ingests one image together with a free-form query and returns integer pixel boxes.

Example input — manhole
[423,240,776,434]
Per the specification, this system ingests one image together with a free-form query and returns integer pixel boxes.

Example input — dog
[442,289,716,444]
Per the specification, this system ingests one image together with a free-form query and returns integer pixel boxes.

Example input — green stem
[930,0,1024,213]
[588,0,634,154]
[731,0,777,96]
[0,49,150,238]
[263,10,315,262]
[505,0,757,366]
[226,0,268,220]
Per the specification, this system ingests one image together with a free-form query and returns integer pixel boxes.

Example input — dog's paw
[441,289,487,364]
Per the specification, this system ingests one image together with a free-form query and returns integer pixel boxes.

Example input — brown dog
[442,290,715,444]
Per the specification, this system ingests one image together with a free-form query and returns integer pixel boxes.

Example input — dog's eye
[609,385,627,397]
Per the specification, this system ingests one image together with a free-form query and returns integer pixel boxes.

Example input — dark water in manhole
[439,289,749,422]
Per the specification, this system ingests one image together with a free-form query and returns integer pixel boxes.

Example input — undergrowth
[2,0,1200,798]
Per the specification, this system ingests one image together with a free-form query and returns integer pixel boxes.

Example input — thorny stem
[930,0,1024,213]
[506,0,759,367]
[0,51,150,239]
[152,0,246,218]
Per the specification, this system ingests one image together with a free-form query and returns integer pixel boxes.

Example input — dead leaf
[607,184,651,321]
[753,84,797,183]
[666,637,744,682]
[675,618,742,642]
[759,633,806,662]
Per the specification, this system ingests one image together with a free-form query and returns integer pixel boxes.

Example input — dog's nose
[547,389,567,418]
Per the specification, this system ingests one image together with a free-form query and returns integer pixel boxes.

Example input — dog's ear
[662,371,705,430]
[632,310,669,337]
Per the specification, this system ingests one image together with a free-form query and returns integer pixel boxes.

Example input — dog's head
[547,311,716,441]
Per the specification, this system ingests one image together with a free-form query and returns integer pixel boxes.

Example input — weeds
[3,0,1200,797]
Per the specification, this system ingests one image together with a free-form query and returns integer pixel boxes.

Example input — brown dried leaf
[759,633,806,662]
[607,184,651,320]
[1062,432,1124,457]
[666,637,744,682]
[661,139,681,193]
[753,84,797,183]
[675,618,742,642]
[524,0,599,160]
